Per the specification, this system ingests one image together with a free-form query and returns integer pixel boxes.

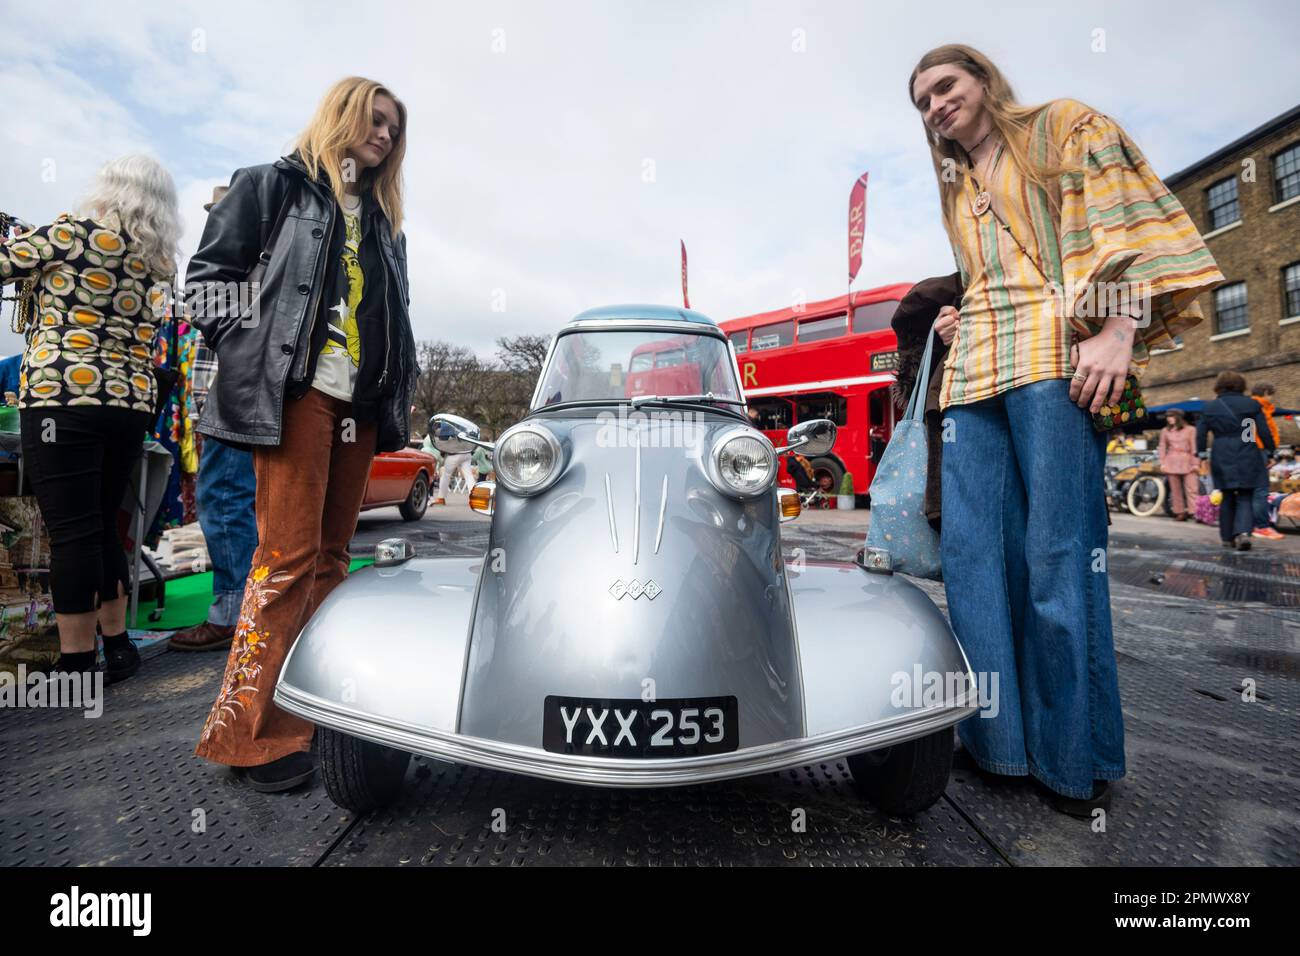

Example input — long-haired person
[908,45,1223,815]
[1158,409,1198,521]
[187,76,418,791]
[0,156,181,683]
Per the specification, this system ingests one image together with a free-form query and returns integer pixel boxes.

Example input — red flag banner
[848,171,868,285]
[680,239,690,309]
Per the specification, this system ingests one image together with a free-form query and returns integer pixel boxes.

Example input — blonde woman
[909,45,1222,815]
[187,77,418,791]
[0,155,180,683]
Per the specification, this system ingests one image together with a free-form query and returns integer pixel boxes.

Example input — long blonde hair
[77,154,181,278]
[908,45,1076,244]
[293,76,407,236]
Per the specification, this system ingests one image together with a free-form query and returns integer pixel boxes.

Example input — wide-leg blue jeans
[941,378,1126,799]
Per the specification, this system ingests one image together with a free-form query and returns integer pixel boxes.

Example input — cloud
[3,0,1299,365]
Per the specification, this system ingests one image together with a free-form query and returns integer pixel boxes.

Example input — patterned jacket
[0,214,169,412]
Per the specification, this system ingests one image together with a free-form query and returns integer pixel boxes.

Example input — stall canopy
[1147,400,1300,416]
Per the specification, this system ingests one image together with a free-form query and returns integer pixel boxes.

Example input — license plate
[543,695,739,757]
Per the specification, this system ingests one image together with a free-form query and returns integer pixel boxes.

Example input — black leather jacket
[186,153,418,452]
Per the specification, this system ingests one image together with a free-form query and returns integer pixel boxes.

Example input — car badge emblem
[610,578,660,600]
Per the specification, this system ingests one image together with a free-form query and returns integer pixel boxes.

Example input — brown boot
[168,620,235,652]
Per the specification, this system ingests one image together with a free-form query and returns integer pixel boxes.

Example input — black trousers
[1217,487,1255,542]
[19,406,153,614]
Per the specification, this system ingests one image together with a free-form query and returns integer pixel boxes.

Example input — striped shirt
[940,99,1223,410]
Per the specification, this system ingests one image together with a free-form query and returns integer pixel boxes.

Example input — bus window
[798,313,847,343]
[655,348,685,367]
[852,300,901,334]
[748,398,793,430]
[728,330,749,353]
[795,392,847,426]
[629,353,653,372]
[751,320,794,351]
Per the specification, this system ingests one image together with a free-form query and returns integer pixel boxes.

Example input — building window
[1284,262,1300,318]
[1205,177,1240,231]
[1214,282,1248,334]
[1275,142,1300,204]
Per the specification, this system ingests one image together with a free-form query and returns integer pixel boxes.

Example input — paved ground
[1,498,1296,866]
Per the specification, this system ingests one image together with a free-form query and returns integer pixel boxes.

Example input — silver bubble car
[275,305,978,815]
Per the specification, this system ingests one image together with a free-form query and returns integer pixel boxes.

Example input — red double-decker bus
[720,282,912,498]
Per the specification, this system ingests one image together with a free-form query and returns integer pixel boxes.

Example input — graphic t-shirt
[312,192,364,401]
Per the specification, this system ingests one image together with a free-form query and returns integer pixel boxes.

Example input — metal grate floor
[324,758,998,867]
[2,575,1296,866]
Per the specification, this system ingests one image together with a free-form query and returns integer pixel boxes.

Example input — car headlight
[709,428,776,498]
[494,423,564,495]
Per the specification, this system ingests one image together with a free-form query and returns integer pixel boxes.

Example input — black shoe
[1234,533,1253,551]
[1049,780,1112,818]
[47,651,97,676]
[103,639,141,685]
[245,752,316,793]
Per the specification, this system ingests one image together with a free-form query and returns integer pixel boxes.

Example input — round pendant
[971,190,991,216]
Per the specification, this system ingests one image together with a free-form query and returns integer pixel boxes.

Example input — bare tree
[495,333,551,377]
[411,341,488,436]
[488,333,552,432]
[411,337,547,440]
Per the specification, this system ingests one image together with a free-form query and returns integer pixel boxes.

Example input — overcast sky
[2,0,1298,359]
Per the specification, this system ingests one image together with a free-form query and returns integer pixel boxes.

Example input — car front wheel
[318,727,411,812]
[846,726,953,816]
[399,472,430,521]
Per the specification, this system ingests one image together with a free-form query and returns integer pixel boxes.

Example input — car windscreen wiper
[535,398,627,412]
[535,395,749,416]
[629,393,747,409]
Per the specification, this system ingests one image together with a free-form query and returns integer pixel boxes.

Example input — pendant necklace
[967,129,996,216]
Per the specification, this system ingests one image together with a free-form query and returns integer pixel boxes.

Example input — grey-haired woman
[0,154,181,682]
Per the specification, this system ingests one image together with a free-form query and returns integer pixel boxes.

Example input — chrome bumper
[274,682,978,788]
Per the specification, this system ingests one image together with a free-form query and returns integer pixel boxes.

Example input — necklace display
[967,129,997,217]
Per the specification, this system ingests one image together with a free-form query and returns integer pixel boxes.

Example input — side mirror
[428,412,483,454]
[777,419,835,457]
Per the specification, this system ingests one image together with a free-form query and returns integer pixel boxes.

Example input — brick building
[1143,104,1300,431]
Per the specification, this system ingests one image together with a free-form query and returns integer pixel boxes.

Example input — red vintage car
[360,447,437,521]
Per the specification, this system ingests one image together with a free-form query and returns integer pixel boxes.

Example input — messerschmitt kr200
[274,305,978,815]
